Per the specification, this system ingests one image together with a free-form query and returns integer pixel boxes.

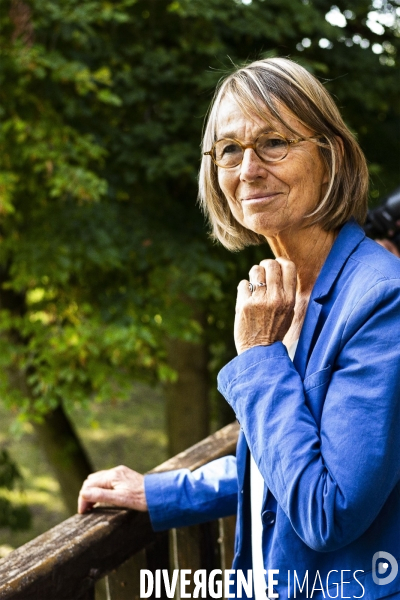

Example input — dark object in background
[364,187,400,251]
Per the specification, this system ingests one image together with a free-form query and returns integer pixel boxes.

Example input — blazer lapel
[293,299,323,379]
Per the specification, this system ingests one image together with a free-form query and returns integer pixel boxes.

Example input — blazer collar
[293,219,365,377]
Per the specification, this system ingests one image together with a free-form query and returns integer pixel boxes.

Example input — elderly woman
[78,58,400,599]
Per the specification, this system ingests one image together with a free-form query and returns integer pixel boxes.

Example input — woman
[78,58,400,599]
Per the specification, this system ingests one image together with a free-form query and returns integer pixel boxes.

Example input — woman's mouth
[241,192,283,205]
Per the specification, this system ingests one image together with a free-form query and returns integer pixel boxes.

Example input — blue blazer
[145,221,400,599]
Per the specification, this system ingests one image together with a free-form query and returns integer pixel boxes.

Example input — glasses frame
[204,131,323,168]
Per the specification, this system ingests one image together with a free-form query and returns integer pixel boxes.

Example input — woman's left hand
[78,465,147,514]
[234,257,297,354]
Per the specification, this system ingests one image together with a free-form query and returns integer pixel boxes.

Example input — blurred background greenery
[0,0,399,552]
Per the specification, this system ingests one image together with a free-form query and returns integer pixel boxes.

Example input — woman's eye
[222,143,241,155]
[262,137,286,148]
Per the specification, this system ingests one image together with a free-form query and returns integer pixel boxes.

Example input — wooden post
[219,515,236,572]
[105,550,147,600]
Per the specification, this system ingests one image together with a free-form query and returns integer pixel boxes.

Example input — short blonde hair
[198,57,369,251]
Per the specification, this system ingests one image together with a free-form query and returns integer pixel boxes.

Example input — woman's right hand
[234,257,297,354]
[78,465,148,514]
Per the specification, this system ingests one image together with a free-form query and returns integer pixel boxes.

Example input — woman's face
[216,96,329,240]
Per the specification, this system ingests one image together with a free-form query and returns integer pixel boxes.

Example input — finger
[275,257,297,304]
[79,486,125,508]
[249,265,266,284]
[260,259,282,295]
[87,469,114,480]
[82,471,116,490]
[248,265,266,294]
[78,494,96,514]
[82,466,141,489]
[236,279,251,306]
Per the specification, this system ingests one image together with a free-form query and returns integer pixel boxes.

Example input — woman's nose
[240,148,267,181]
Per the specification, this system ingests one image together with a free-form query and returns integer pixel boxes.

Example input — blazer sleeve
[144,455,238,531]
[217,279,400,552]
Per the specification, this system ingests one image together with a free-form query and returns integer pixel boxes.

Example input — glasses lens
[256,133,288,162]
[214,139,243,167]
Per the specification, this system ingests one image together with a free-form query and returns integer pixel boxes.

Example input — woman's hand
[234,257,297,354]
[77,465,148,514]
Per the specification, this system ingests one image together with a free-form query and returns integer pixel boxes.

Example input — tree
[0,0,398,507]
[0,449,31,531]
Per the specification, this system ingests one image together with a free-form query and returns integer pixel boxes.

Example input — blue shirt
[145,220,400,599]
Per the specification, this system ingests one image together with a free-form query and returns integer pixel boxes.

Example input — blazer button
[262,510,276,526]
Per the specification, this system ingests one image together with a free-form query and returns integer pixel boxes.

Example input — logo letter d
[372,552,398,586]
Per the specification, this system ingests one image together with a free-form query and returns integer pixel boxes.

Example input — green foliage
[0,0,398,419]
[0,449,31,530]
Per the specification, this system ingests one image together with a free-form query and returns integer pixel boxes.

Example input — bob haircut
[198,57,369,251]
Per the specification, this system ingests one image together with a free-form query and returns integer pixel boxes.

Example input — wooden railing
[0,422,239,600]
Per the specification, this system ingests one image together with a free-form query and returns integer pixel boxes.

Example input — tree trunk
[32,404,93,515]
[6,358,93,515]
[164,337,210,456]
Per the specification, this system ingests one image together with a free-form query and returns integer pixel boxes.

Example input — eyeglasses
[204,131,323,169]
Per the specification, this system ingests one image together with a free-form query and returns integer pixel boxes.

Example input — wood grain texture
[0,509,155,600]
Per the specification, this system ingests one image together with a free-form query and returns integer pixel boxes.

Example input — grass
[0,383,167,556]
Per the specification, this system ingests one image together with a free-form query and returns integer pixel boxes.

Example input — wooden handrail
[0,421,239,600]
